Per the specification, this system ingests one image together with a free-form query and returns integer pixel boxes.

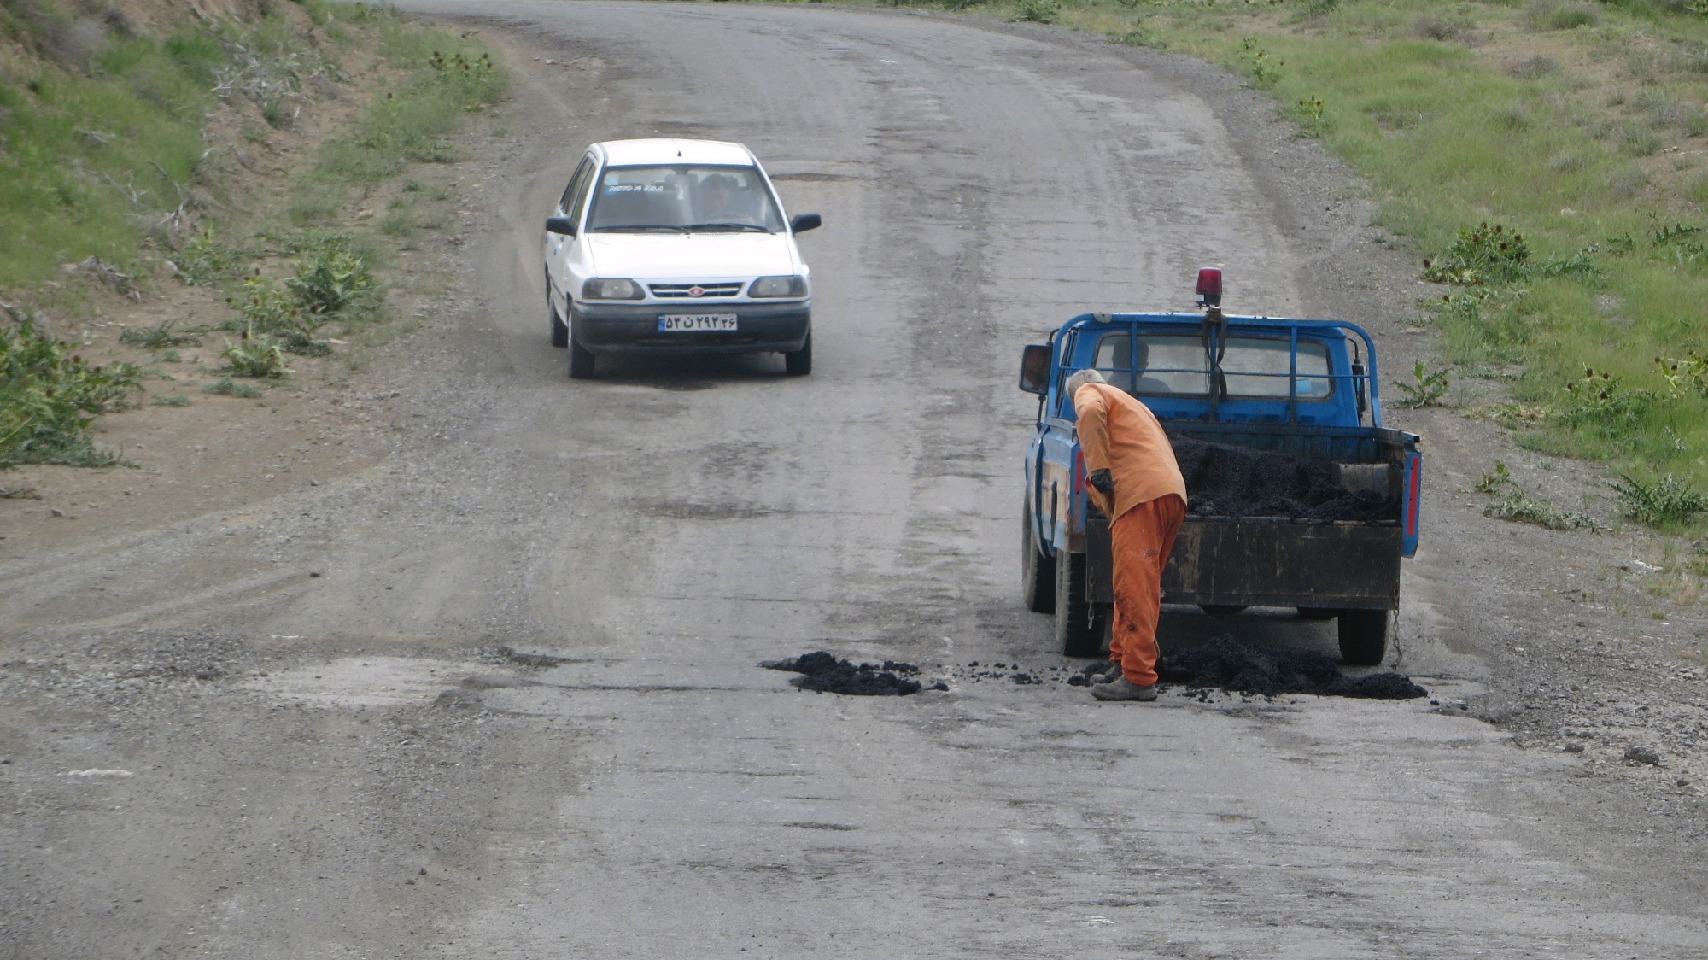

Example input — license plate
[657,314,737,332]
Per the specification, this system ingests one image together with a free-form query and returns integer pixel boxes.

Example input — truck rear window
[1091,333,1335,400]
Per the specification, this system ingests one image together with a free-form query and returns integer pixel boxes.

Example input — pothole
[242,656,466,707]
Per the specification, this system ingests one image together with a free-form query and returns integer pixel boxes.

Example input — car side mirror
[1019,343,1051,395]
[790,212,822,234]
[545,215,577,237]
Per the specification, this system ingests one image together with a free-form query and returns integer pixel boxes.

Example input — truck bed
[1087,429,1409,611]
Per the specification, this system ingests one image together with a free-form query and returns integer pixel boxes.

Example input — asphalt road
[5,2,1707,957]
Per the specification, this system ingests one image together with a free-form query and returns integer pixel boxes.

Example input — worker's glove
[1087,468,1114,498]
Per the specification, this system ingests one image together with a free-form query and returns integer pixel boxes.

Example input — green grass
[0,42,207,287]
[0,1,501,466]
[290,29,503,226]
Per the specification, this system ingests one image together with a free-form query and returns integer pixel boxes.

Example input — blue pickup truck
[1018,271,1421,666]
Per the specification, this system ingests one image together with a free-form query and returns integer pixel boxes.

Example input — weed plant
[1476,461,1601,531]
[1392,360,1451,408]
[1611,472,1708,528]
[1,315,142,467]
[175,230,256,287]
[203,376,263,399]
[221,327,291,378]
[289,249,376,317]
[119,321,202,350]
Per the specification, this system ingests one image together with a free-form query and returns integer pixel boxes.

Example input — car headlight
[582,278,645,301]
[748,275,807,299]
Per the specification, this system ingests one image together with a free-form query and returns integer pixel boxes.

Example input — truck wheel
[548,287,568,348]
[1337,609,1389,666]
[785,331,812,376]
[1054,549,1104,658]
[1021,509,1054,614]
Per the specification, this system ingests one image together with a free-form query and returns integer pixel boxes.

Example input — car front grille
[650,282,744,299]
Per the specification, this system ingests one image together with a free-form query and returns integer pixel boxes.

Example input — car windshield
[586,164,785,233]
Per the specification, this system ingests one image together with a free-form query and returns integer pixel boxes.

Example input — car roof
[595,138,756,168]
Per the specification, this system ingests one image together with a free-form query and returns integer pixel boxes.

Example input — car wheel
[548,287,568,348]
[1054,549,1104,658]
[784,331,811,376]
[567,312,595,379]
[1337,609,1389,666]
[1021,506,1055,614]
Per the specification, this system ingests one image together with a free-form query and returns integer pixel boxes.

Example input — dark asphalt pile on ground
[763,651,948,695]
[1157,636,1428,700]
[1172,437,1396,522]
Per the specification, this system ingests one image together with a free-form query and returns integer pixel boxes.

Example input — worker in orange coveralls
[1064,368,1188,702]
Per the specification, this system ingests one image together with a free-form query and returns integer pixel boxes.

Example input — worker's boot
[1091,677,1158,701]
[1089,662,1122,684]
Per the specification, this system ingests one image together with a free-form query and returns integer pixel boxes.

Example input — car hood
[584,232,805,280]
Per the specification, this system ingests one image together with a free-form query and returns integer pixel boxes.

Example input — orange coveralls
[1072,382,1188,686]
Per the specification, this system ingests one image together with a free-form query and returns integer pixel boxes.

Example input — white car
[543,138,822,378]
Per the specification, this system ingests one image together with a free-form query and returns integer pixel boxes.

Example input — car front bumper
[572,301,810,355]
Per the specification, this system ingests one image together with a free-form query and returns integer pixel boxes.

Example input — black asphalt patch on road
[763,651,944,695]
[766,642,1425,701]
[1157,635,1428,700]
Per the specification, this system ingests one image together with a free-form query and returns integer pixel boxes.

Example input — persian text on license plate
[658,314,738,332]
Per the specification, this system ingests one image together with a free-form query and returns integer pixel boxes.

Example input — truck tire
[1021,509,1054,614]
[785,331,812,376]
[1337,609,1389,666]
[548,287,568,348]
[1054,549,1104,658]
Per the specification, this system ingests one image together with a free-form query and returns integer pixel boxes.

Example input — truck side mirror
[545,215,577,237]
[1019,343,1051,395]
[790,212,822,234]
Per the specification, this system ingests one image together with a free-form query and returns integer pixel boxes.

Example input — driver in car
[700,173,760,225]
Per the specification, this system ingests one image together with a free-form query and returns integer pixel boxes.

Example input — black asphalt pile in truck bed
[763,651,948,695]
[1171,437,1396,523]
[1157,636,1427,700]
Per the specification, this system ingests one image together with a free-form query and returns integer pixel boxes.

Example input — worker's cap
[1063,368,1107,396]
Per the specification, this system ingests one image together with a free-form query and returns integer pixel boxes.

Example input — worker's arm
[1073,386,1110,470]
[1072,385,1115,514]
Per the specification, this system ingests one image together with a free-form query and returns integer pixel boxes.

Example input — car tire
[548,287,568,348]
[1021,507,1055,614]
[1054,549,1104,658]
[1337,609,1389,666]
[785,331,812,376]
[567,312,595,379]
